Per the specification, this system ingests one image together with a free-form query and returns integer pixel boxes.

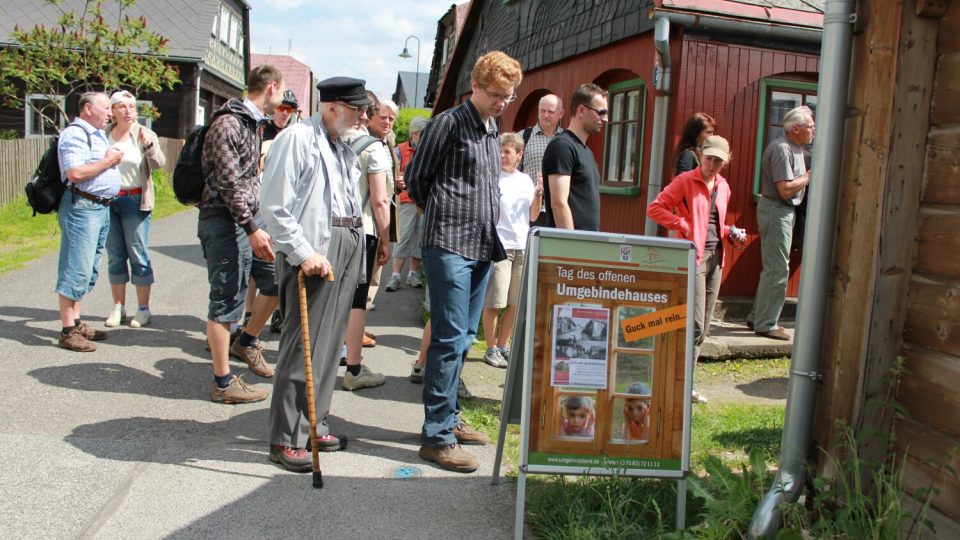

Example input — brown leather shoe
[454,423,489,446]
[362,334,376,347]
[229,340,275,378]
[210,375,268,404]
[58,327,96,352]
[76,322,107,341]
[756,327,791,341]
[418,443,479,473]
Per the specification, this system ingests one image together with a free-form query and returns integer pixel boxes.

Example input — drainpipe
[747,1,856,537]
[195,65,204,126]
[643,16,672,236]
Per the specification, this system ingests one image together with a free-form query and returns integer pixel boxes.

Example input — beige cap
[110,90,136,106]
[701,135,730,162]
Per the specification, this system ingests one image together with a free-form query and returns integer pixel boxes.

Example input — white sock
[392,272,401,278]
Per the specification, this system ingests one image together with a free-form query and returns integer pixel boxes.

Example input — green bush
[393,108,432,144]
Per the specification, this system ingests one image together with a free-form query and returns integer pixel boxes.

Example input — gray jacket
[260,113,364,278]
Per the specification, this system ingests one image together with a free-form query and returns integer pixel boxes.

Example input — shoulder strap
[348,134,382,156]
[522,127,533,145]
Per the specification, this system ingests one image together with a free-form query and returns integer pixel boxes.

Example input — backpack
[24,126,91,216]
[172,108,239,206]
[348,133,383,156]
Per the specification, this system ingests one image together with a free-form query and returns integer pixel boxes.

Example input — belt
[70,186,112,206]
[331,216,362,228]
[117,187,143,196]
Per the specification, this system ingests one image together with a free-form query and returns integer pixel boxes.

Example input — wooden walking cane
[298,267,335,489]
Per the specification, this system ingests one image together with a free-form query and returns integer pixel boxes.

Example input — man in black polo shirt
[542,83,608,231]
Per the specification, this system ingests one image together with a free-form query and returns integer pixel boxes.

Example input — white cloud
[248,0,456,100]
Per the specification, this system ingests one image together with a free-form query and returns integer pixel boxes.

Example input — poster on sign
[550,305,609,388]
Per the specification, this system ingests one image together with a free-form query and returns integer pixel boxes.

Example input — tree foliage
[0,0,180,134]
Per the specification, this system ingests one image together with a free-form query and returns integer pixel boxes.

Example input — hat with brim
[110,91,136,107]
[701,135,730,162]
[281,89,298,109]
[317,76,372,106]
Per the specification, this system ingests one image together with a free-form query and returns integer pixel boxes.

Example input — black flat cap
[316,76,372,106]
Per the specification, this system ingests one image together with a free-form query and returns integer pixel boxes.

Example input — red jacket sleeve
[646,174,691,237]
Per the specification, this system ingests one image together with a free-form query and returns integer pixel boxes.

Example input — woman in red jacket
[647,135,744,403]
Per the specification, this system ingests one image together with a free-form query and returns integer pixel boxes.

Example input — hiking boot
[229,340,275,378]
[270,310,283,333]
[745,320,755,331]
[306,434,349,452]
[756,327,790,341]
[457,378,473,400]
[385,274,402,292]
[342,365,385,391]
[210,375,267,404]
[410,363,424,383]
[58,327,96,352]
[269,445,311,472]
[105,306,125,327]
[130,308,151,328]
[418,443,479,473]
[77,321,107,341]
[483,348,507,368]
[454,423,489,446]
[406,272,423,288]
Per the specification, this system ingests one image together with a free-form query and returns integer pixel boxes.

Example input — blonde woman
[104,91,165,328]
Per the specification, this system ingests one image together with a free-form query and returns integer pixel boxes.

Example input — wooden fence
[0,136,183,209]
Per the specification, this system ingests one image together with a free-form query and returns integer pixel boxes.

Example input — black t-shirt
[541,130,601,231]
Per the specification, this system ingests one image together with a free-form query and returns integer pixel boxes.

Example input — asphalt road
[0,208,516,539]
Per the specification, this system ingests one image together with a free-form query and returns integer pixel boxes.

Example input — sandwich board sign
[491,228,696,537]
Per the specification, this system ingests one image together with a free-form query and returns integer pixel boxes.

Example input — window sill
[600,185,640,196]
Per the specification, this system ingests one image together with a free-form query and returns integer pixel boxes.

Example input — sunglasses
[583,104,609,117]
[276,105,294,113]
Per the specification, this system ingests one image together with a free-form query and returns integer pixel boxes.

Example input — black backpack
[172,109,238,206]
[24,126,91,216]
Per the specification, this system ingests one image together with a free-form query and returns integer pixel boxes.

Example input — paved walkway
[0,210,790,538]
[0,209,514,539]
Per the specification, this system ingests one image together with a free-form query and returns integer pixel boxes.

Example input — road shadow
[735,377,788,400]
[151,244,205,267]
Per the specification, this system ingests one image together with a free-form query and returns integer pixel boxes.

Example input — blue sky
[247,0,457,102]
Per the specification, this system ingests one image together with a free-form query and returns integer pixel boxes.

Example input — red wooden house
[431,0,823,297]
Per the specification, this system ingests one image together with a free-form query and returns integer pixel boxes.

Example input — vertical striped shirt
[58,118,120,198]
[407,100,501,261]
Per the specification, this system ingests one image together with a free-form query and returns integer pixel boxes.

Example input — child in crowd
[559,395,595,438]
[620,382,651,441]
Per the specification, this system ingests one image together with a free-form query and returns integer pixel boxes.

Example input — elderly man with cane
[260,77,371,475]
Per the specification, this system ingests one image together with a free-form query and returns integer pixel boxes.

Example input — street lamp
[399,35,420,108]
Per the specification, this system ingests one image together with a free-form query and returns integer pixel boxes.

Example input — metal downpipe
[747,1,856,537]
[644,17,671,236]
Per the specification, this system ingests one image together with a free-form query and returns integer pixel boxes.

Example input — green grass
[698,357,791,383]
[0,170,189,275]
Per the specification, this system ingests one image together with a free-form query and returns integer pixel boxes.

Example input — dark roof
[660,0,824,27]
[396,71,429,108]
[0,0,241,61]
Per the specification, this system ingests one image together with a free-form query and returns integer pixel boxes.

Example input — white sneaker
[406,272,423,288]
[105,306,125,327]
[130,308,151,328]
[342,364,385,391]
[385,274,402,292]
[691,389,709,404]
[483,348,507,368]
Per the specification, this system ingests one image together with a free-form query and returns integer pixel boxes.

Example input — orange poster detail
[619,304,687,343]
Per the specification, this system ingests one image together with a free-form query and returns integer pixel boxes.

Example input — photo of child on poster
[558,395,596,439]
[615,382,652,443]
[551,305,610,388]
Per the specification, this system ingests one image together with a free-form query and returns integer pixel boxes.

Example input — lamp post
[398,35,420,108]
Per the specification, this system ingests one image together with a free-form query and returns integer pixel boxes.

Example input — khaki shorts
[483,249,525,309]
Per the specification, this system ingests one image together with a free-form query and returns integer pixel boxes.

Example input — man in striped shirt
[407,51,523,473]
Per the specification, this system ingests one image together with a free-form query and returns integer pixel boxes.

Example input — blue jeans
[56,190,110,301]
[197,215,251,323]
[421,246,491,447]
[107,193,154,286]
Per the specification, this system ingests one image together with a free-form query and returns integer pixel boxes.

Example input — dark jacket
[199,99,261,233]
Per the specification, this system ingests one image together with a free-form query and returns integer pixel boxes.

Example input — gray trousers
[694,247,723,362]
[269,227,362,448]
[748,197,795,332]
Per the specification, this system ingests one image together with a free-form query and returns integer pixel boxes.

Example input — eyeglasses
[276,105,294,113]
[583,104,609,117]
[338,102,369,115]
[481,87,517,104]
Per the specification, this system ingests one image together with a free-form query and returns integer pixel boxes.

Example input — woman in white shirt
[481,132,542,368]
[103,91,165,328]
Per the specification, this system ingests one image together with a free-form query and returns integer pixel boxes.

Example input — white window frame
[219,7,230,44]
[25,94,66,138]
